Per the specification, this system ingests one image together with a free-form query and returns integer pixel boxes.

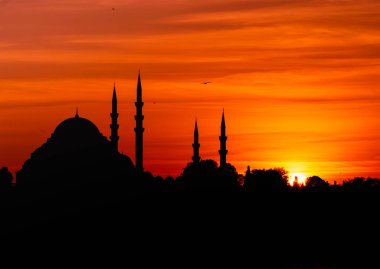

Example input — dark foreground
[1,187,379,268]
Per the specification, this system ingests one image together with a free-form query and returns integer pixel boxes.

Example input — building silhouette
[134,71,144,173]
[219,110,228,168]
[16,109,134,187]
[15,75,150,186]
[110,84,119,152]
[192,120,200,163]
[190,111,229,168]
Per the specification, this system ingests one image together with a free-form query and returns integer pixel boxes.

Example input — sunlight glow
[288,172,307,186]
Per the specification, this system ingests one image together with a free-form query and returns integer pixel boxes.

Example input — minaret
[110,84,119,152]
[134,71,144,172]
[219,109,228,168]
[192,120,200,163]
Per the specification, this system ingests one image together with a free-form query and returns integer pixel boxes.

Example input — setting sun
[288,173,307,186]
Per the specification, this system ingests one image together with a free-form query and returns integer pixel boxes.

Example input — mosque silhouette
[16,71,229,186]
[6,73,378,268]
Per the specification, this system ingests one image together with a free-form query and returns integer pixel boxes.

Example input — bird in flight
[201,81,212,84]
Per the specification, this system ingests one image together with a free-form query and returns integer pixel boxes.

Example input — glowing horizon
[1,0,380,182]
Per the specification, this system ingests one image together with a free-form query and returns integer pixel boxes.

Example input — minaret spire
[137,70,142,102]
[192,119,200,163]
[135,71,144,172]
[219,109,228,168]
[110,83,119,152]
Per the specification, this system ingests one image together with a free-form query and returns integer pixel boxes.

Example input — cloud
[0,99,102,110]
[307,135,380,144]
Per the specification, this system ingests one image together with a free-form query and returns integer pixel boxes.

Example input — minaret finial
[135,70,144,173]
[137,70,142,103]
[113,83,117,101]
[110,84,119,152]
[219,109,228,168]
[192,119,200,163]
[75,107,79,118]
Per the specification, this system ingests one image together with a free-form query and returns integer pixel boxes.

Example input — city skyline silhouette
[15,71,239,186]
[2,1,380,182]
[1,2,379,266]
[1,69,377,269]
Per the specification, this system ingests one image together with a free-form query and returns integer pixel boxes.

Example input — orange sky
[1,0,380,182]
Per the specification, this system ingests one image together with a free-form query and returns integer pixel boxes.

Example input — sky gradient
[1,0,380,182]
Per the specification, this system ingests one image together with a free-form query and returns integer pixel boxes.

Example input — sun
[288,172,307,186]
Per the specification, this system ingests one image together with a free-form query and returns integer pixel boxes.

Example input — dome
[28,113,109,161]
[16,105,136,188]
[52,114,102,141]
[17,111,135,187]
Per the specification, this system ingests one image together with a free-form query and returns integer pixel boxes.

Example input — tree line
[2,160,379,193]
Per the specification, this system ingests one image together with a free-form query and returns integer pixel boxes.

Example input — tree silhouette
[175,160,239,190]
[305,176,329,189]
[244,167,289,192]
[343,177,380,191]
[0,167,13,189]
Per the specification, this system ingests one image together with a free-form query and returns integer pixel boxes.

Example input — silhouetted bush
[244,167,289,192]
[343,177,380,191]
[175,160,239,190]
[305,176,329,189]
[0,167,13,189]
